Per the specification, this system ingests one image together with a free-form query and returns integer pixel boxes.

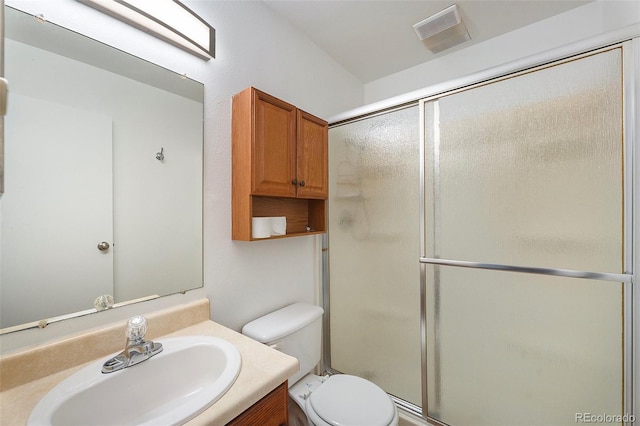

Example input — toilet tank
[242,303,324,387]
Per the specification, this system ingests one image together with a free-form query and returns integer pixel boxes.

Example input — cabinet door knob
[292,179,298,185]
[299,181,305,187]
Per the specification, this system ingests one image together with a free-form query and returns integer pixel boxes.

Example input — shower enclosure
[325,39,636,425]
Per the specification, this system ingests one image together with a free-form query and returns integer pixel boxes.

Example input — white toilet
[242,302,399,426]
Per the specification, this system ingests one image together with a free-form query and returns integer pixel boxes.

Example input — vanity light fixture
[77,0,215,60]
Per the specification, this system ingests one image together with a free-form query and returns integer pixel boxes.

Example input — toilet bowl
[242,302,398,426]
[293,373,398,426]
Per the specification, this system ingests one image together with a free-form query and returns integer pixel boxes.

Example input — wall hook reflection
[156,147,165,161]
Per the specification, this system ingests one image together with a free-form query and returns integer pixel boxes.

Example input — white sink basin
[28,336,242,426]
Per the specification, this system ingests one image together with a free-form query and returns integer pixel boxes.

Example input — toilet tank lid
[242,303,324,343]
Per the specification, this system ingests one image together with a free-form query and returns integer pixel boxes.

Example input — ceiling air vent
[413,4,470,53]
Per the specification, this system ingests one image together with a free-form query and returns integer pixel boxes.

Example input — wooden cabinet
[226,381,289,426]
[232,87,328,241]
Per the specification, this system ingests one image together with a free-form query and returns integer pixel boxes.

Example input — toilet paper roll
[271,216,287,236]
[252,217,271,239]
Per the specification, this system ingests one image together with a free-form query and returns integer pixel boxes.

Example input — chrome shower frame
[324,24,640,425]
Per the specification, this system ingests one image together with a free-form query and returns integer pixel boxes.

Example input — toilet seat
[305,375,396,426]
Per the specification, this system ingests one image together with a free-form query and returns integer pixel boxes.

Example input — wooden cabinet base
[227,381,289,426]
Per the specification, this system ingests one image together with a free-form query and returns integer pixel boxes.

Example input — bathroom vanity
[227,382,289,425]
[0,299,298,425]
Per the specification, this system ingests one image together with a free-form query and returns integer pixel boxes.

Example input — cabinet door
[296,110,328,199]
[252,90,297,197]
[227,381,288,426]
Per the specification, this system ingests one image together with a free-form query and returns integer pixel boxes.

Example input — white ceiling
[262,0,594,83]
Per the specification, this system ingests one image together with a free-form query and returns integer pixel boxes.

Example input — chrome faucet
[102,315,163,373]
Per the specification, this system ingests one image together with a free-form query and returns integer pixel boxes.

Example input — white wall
[0,0,362,352]
[364,0,640,104]
[186,0,363,332]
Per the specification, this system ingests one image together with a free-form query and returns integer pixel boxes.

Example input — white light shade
[77,0,214,60]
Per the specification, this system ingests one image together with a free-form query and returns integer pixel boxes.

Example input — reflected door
[1,94,113,328]
[422,47,625,425]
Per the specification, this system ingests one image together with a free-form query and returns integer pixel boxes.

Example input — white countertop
[0,303,299,425]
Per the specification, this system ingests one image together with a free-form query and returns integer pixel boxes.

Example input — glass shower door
[327,106,422,408]
[422,47,628,425]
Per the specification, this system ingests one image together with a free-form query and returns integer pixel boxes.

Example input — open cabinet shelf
[251,196,326,240]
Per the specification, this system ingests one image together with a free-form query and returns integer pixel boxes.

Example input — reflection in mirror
[0,6,204,332]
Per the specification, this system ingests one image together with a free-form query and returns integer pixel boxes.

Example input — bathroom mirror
[0,6,204,332]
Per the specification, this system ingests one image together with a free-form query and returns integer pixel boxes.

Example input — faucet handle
[125,315,148,341]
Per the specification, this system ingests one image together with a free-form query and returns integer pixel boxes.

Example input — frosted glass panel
[328,106,421,406]
[426,265,623,425]
[425,48,623,273]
